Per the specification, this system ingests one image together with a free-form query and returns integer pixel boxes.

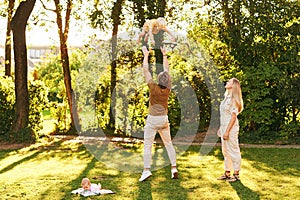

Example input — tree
[90,0,125,133]
[89,0,170,133]
[205,0,300,140]
[10,0,36,138]
[108,0,125,131]
[52,0,79,132]
[54,0,78,132]
[4,0,15,77]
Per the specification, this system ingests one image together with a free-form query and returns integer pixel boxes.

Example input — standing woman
[217,78,244,182]
[139,45,178,182]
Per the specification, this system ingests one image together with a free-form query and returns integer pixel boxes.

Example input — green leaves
[28,80,49,136]
[190,0,300,142]
[0,76,15,136]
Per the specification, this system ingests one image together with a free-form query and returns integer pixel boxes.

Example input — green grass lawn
[0,138,299,200]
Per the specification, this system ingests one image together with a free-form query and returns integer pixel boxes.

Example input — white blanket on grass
[71,188,115,197]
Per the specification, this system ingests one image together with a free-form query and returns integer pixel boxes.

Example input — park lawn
[0,138,299,200]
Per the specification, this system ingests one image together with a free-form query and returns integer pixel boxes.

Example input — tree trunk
[5,0,15,77]
[54,0,79,131]
[108,0,124,132]
[10,0,36,134]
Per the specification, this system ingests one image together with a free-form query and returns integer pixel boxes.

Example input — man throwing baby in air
[139,45,178,182]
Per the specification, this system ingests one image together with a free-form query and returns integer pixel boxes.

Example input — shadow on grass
[206,143,300,177]
[33,138,120,199]
[137,180,153,200]
[186,144,300,199]
[81,139,144,173]
[136,146,175,200]
[37,154,101,199]
[154,146,189,200]
[133,141,189,200]
[229,181,260,200]
[241,148,300,176]
[0,138,103,199]
[180,145,261,199]
[0,149,16,163]
[198,143,300,177]
[0,150,42,174]
[0,140,69,175]
[0,140,70,173]
[158,166,188,200]
[136,164,188,200]
[57,144,121,199]
[59,157,99,200]
[38,143,92,161]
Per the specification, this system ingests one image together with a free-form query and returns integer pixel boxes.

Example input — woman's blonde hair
[228,78,244,113]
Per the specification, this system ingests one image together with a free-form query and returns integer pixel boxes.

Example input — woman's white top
[220,95,239,127]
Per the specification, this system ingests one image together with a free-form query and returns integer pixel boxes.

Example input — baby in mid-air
[137,17,175,46]
[81,178,101,193]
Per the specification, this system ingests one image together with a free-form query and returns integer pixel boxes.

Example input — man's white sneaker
[139,171,152,182]
[171,168,178,179]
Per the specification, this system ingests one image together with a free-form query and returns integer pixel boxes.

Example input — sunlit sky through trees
[0,0,109,47]
[0,0,205,48]
[0,17,109,47]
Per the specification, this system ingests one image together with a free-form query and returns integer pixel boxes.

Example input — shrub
[28,80,49,137]
[0,76,15,137]
[0,77,49,141]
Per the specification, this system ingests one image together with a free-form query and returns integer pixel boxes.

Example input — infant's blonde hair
[156,17,167,29]
[81,178,91,187]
